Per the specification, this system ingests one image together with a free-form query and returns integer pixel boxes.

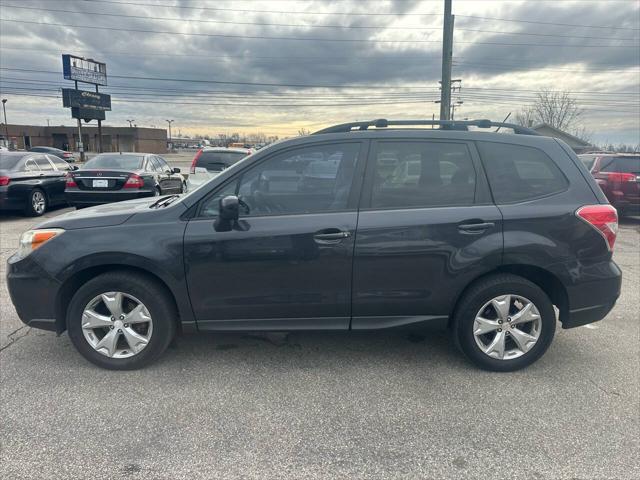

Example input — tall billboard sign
[61,54,110,158]
[62,54,107,86]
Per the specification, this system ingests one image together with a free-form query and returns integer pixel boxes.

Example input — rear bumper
[562,260,622,329]
[6,255,61,333]
[0,188,25,211]
[65,189,154,206]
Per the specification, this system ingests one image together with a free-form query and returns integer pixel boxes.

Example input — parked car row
[1,152,184,216]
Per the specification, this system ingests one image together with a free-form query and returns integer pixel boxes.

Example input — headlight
[15,229,65,261]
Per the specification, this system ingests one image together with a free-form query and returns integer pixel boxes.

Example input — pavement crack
[0,325,31,353]
[588,378,621,397]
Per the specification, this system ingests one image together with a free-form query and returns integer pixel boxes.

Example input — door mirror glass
[172,167,181,174]
[214,195,240,232]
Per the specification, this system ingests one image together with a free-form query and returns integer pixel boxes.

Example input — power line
[1,3,637,41]
[2,67,638,97]
[2,19,638,47]
[68,0,640,31]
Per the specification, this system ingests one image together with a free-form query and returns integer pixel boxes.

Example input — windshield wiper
[149,194,181,208]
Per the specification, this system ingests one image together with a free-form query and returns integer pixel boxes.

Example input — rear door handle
[458,222,495,234]
[313,228,351,244]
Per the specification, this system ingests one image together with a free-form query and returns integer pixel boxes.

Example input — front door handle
[313,228,351,244]
[458,222,495,234]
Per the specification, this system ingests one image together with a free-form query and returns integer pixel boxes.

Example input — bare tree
[297,127,311,136]
[516,89,585,134]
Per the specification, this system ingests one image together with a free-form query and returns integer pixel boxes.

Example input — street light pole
[165,119,174,151]
[2,99,9,149]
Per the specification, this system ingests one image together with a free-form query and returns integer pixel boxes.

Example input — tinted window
[83,155,144,170]
[477,142,568,204]
[0,153,26,170]
[34,156,54,171]
[200,143,360,217]
[148,156,163,172]
[47,155,71,171]
[579,155,596,171]
[155,156,171,172]
[371,141,476,209]
[197,151,247,172]
[601,156,640,174]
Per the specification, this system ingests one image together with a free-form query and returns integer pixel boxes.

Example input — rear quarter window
[477,141,569,204]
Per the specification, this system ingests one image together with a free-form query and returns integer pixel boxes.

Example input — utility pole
[166,119,174,151]
[96,84,103,153]
[1,99,9,149]
[439,0,454,121]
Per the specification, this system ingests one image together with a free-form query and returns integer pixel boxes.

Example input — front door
[352,139,503,329]
[184,141,366,330]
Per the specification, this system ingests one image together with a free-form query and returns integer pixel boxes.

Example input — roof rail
[312,119,540,136]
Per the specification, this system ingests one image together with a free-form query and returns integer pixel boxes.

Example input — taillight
[0,176,10,186]
[124,174,144,188]
[603,172,636,183]
[576,204,618,251]
[65,173,77,188]
[191,149,203,174]
[63,152,72,158]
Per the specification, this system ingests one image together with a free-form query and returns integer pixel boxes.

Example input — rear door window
[198,151,247,173]
[477,142,569,204]
[47,155,71,171]
[34,155,54,171]
[369,141,477,209]
[148,156,163,172]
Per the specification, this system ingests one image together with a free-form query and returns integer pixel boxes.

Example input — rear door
[352,139,502,328]
[33,155,66,204]
[148,156,171,193]
[183,141,367,330]
[45,154,71,204]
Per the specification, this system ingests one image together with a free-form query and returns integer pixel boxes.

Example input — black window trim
[193,139,369,219]
[475,139,570,206]
[359,138,489,212]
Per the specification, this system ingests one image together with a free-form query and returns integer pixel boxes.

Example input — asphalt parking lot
[1,208,638,480]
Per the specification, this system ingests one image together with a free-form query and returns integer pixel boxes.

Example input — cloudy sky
[0,0,638,144]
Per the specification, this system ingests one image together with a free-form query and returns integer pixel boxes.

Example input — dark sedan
[0,151,72,216]
[65,153,185,208]
[29,146,77,162]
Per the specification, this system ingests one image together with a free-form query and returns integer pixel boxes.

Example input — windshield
[83,155,144,170]
[0,153,26,170]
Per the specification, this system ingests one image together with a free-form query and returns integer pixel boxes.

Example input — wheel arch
[55,263,193,335]
[451,265,569,326]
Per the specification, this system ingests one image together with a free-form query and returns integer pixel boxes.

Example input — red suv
[579,153,640,217]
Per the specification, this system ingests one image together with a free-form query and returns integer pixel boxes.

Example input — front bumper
[6,255,61,332]
[65,189,154,207]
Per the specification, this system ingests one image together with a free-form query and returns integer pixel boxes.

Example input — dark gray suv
[7,119,622,371]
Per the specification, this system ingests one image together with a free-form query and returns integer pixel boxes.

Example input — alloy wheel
[473,294,542,360]
[32,191,46,214]
[81,292,153,359]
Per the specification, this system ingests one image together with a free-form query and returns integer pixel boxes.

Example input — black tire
[452,274,556,372]
[154,187,161,196]
[24,188,47,216]
[66,271,177,370]
[181,181,187,193]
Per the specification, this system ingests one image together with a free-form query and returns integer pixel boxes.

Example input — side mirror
[71,165,79,171]
[172,167,181,174]
[214,195,240,232]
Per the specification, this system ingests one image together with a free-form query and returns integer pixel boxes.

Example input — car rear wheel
[67,271,176,370]
[25,188,47,216]
[452,274,556,372]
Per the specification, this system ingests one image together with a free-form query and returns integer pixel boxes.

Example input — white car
[187,147,252,190]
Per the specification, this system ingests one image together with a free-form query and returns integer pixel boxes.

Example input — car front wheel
[452,274,556,372]
[67,271,176,370]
